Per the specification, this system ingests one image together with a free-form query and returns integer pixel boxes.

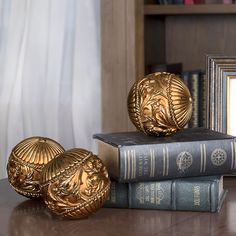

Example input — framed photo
[206,55,236,136]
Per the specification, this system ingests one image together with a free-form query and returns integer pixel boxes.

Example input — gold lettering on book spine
[124,150,127,180]
[162,146,169,176]
[125,150,136,180]
[193,185,201,206]
[131,150,136,179]
[200,144,206,173]
[163,147,166,176]
[127,150,131,180]
[150,149,155,178]
[166,146,169,176]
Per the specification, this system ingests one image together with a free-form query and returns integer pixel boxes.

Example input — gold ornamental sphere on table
[40,148,110,219]
[7,137,65,198]
[127,72,192,136]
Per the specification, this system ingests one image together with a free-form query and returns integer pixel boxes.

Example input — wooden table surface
[0,177,236,236]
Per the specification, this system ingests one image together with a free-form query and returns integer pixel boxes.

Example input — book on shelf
[181,70,206,128]
[104,176,226,213]
[155,0,185,4]
[184,0,194,4]
[93,128,236,182]
[146,62,183,76]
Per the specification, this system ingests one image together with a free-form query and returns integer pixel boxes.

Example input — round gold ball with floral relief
[127,72,193,136]
[40,148,111,219]
[7,137,65,198]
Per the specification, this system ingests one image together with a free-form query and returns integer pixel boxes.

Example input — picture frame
[206,55,236,136]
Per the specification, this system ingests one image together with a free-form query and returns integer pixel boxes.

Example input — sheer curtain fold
[0,0,101,179]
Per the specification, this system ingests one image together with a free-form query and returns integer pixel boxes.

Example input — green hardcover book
[104,176,227,212]
[93,128,236,182]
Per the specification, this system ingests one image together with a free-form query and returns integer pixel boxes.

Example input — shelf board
[144,4,236,15]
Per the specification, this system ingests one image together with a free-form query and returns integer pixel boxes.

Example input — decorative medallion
[211,148,227,166]
[176,151,193,171]
[127,72,192,136]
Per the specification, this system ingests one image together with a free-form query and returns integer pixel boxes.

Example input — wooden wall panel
[165,15,236,71]
[145,16,166,70]
[101,0,144,132]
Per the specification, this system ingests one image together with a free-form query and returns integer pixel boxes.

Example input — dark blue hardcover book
[198,72,206,127]
[94,128,236,182]
[104,176,226,212]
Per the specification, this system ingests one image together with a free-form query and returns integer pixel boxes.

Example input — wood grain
[1,178,236,236]
[101,0,144,132]
[145,4,236,15]
[165,15,236,71]
[145,16,166,70]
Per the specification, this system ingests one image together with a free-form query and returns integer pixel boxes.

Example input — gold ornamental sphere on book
[7,137,65,198]
[127,72,192,136]
[40,148,110,219]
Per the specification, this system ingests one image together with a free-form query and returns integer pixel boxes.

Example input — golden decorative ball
[127,72,192,136]
[7,137,65,198]
[40,148,111,219]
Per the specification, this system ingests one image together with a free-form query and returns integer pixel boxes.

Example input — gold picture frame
[206,55,236,135]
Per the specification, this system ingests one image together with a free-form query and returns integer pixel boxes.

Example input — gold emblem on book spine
[40,148,110,219]
[7,137,65,198]
[127,72,192,136]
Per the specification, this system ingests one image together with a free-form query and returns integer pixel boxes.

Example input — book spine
[184,0,194,4]
[173,179,218,212]
[118,138,236,182]
[104,178,220,212]
[198,73,206,127]
[189,72,199,128]
[104,181,129,208]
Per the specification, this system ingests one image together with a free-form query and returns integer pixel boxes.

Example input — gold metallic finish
[166,146,169,176]
[124,150,127,180]
[163,147,166,176]
[203,144,207,172]
[7,137,65,198]
[40,148,111,219]
[127,72,193,136]
[150,149,155,178]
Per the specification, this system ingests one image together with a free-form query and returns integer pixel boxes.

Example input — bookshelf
[101,0,236,132]
[143,2,236,72]
[145,4,236,15]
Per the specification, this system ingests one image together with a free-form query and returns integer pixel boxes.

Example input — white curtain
[0,0,101,179]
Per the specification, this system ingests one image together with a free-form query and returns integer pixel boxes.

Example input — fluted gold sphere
[127,72,192,136]
[40,148,111,219]
[7,137,65,198]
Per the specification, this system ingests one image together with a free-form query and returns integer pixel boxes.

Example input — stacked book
[93,128,236,212]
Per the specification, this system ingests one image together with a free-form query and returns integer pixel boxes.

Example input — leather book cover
[94,128,236,182]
